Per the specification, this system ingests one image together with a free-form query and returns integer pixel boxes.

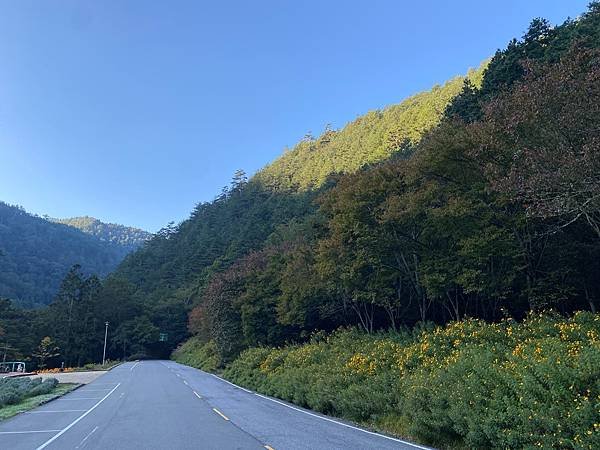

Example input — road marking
[76,425,98,449]
[212,407,229,421]
[211,374,253,393]
[77,389,112,393]
[25,410,87,413]
[253,393,431,450]
[183,380,189,386]
[56,398,103,401]
[36,383,121,450]
[193,391,202,399]
[130,361,140,371]
[265,445,276,450]
[176,373,181,378]
[0,430,61,434]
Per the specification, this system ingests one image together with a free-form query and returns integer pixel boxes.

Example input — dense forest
[111,60,488,338]
[2,3,600,447]
[176,3,600,363]
[1,53,486,365]
[172,4,600,448]
[0,203,148,308]
[0,266,184,367]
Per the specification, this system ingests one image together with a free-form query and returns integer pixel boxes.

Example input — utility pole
[102,321,109,366]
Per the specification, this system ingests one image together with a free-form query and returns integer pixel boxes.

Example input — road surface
[0,360,429,449]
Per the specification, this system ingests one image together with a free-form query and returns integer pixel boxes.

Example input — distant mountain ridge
[52,216,151,252]
[0,202,150,308]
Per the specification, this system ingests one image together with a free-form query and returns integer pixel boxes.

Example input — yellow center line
[212,407,229,421]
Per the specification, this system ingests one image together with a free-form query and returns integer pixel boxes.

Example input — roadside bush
[0,377,59,408]
[171,337,219,372]
[127,353,150,361]
[219,312,600,449]
[80,360,119,371]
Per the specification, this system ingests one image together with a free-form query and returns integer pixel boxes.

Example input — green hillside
[0,204,150,308]
[3,4,600,448]
[172,4,600,448]
[114,63,487,309]
[0,203,129,307]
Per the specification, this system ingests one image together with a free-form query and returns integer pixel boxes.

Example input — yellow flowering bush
[405,312,600,448]
[218,312,600,449]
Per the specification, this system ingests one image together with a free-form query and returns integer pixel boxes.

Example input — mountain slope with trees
[0,202,146,308]
[113,63,488,316]
[3,4,600,448]
[172,4,600,448]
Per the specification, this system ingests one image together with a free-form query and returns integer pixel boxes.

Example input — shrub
[218,312,600,449]
[0,377,59,408]
[171,337,220,372]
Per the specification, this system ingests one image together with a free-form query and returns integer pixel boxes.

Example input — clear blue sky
[0,0,589,232]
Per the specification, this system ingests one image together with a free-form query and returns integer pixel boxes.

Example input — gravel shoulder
[30,370,107,384]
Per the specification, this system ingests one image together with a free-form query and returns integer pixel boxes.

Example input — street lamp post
[102,321,109,366]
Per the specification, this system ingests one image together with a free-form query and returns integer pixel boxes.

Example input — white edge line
[77,389,112,392]
[26,410,87,413]
[0,430,61,434]
[253,393,431,450]
[193,365,427,449]
[36,383,121,450]
[210,374,252,393]
[208,371,427,448]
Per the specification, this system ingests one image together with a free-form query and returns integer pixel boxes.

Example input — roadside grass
[0,383,79,420]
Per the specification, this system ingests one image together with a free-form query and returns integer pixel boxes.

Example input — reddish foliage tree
[478,46,600,236]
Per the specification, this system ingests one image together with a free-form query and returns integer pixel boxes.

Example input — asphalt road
[0,361,429,450]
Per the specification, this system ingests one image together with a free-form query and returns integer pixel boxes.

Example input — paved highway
[0,361,429,449]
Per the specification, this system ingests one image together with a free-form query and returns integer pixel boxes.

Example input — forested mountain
[112,3,600,366]
[170,4,600,361]
[2,3,599,448]
[169,5,600,447]
[3,7,600,433]
[114,63,487,314]
[0,202,145,308]
[53,216,151,252]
